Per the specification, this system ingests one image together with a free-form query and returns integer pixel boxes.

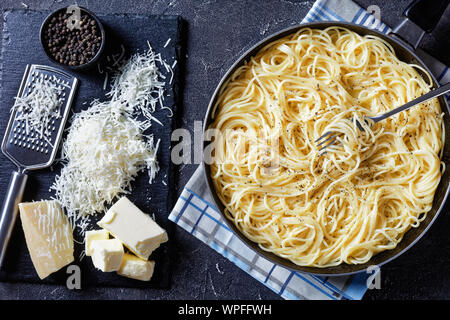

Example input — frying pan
[202,0,450,276]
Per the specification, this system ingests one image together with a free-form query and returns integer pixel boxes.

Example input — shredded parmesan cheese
[107,43,171,130]
[12,79,62,146]
[51,100,160,219]
[52,44,172,227]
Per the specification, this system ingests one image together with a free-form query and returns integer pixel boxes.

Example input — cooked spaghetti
[208,27,444,267]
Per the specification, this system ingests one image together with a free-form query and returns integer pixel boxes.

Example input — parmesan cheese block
[18,201,74,279]
[90,239,124,272]
[98,197,168,260]
[85,229,109,256]
[117,253,155,281]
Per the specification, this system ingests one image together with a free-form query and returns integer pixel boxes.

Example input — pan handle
[404,0,450,33]
[391,0,450,49]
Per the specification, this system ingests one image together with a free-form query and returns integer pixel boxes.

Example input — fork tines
[315,131,338,155]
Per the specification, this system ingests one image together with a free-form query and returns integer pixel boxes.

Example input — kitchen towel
[169,0,450,300]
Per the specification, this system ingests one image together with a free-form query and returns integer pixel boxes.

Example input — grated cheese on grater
[51,43,172,229]
[12,78,63,147]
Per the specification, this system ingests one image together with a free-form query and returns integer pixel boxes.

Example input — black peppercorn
[43,9,102,66]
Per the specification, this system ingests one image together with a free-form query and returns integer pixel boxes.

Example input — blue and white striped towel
[169,0,450,300]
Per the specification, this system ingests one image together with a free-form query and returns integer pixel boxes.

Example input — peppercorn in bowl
[40,6,105,70]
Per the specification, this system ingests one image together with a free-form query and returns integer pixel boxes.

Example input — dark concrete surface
[0,0,449,300]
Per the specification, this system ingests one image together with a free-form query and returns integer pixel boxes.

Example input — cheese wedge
[18,200,74,279]
[85,229,109,256]
[117,253,155,281]
[90,239,124,272]
[98,197,168,260]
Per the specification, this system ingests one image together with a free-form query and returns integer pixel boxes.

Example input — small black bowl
[40,6,106,71]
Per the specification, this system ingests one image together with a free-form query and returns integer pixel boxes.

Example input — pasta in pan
[208,27,444,267]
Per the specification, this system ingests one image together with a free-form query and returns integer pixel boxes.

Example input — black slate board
[0,9,184,288]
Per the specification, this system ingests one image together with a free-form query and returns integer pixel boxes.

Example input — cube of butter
[98,197,168,260]
[117,253,155,281]
[85,229,109,256]
[90,239,124,272]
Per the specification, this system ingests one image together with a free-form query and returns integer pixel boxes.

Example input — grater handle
[0,171,28,269]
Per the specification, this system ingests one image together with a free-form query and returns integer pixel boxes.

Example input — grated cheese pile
[107,43,174,128]
[51,44,172,227]
[12,79,62,146]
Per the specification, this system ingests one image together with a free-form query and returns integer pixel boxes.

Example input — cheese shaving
[106,43,171,130]
[12,79,62,146]
[52,100,160,219]
[164,38,171,48]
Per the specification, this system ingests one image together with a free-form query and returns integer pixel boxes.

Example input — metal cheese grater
[0,64,78,268]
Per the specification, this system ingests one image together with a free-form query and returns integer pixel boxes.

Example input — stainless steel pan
[202,0,450,275]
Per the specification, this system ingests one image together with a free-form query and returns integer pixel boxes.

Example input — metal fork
[315,82,450,155]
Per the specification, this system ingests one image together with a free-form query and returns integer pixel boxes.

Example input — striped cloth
[169,0,449,300]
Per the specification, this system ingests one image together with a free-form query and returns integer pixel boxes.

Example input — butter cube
[98,197,168,260]
[90,239,124,272]
[85,229,109,256]
[117,253,155,281]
